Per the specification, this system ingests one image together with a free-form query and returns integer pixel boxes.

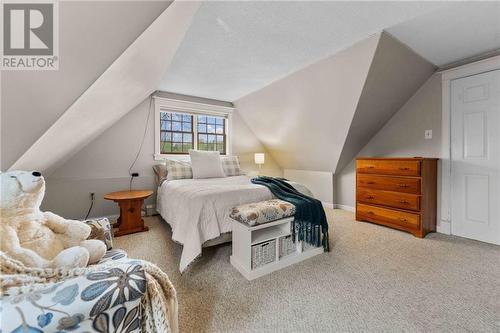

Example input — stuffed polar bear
[0,170,106,268]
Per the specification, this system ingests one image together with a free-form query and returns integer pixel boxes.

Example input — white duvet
[157,175,312,272]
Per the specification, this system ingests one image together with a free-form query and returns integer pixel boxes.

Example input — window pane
[206,116,216,125]
[218,145,225,154]
[160,121,169,130]
[161,132,172,142]
[161,142,171,154]
[183,114,191,122]
[215,125,224,134]
[216,118,224,125]
[173,133,182,142]
[172,143,182,152]
[183,133,192,143]
[172,122,182,131]
[182,122,192,132]
[207,124,216,133]
[172,113,182,121]
[198,123,207,133]
[182,143,192,152]
[216,135,224,144]
[198,115,206,123]
[160,112,169,121]
[208,134,216,143]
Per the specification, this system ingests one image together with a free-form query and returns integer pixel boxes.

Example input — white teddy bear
[0,170,106,268]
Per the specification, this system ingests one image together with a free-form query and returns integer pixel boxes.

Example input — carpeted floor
[114,209,500,333]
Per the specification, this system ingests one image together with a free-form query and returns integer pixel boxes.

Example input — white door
[451,69,500,245]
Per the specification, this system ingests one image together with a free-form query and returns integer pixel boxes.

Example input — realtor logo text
[1,1,59,70]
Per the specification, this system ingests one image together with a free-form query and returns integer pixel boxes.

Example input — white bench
[229,199,323,280]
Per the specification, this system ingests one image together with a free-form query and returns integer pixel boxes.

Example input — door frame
[439,55,500,235]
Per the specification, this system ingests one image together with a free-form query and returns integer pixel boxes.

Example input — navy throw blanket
[251,176,330,251]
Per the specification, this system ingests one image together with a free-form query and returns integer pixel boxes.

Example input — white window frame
[154,96,234,160]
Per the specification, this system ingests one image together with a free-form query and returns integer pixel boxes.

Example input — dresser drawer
[357,160,421,176]
[357,203,420,228]
[357,189,420,211]
[357,174,420,194]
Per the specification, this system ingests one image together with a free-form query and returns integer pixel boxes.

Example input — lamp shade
[254,153,265,165]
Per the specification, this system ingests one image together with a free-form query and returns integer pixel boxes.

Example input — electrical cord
[128,95,154,176]
[127,94,154,191]
[85,193,95,220]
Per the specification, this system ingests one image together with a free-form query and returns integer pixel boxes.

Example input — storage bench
[229,199,323,280]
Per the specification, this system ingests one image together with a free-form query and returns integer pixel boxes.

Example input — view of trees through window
[159,111,226,154]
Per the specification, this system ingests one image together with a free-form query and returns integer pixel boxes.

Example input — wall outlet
[425,130,432,139]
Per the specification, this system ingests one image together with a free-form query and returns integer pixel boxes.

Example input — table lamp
[254,153,265,174]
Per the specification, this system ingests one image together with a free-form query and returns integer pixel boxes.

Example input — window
[154,97,233,158]
[197,115,226,154]
[159,112,193,154]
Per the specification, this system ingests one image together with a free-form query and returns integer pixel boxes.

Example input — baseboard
[437,220,451,235]
[322,202,334,209]
[333,204,355,212]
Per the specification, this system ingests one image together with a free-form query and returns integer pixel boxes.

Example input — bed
[156,175,313,272]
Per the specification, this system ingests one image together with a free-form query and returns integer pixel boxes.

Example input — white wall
[1,1,170,170]
[334,73,442,208]
[235,34,380,172]
[43,94,282,219]
[284,169,333,204]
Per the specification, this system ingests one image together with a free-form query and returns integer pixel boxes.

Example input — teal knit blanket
[251,176,330,251]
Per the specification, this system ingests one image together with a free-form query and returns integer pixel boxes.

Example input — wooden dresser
[355,157,438,238]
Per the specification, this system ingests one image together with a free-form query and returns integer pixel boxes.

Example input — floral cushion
[85,217,113,250]
[230,199,296,226]
[2,255,145,333]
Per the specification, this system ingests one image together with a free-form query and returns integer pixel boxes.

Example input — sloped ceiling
[159,1,447,101]
[235,32,435,173]
[1,1,171,170]
[335,33,436,173]
[10,1,200,173]
[235,34,381,172]
[386,1,500,67]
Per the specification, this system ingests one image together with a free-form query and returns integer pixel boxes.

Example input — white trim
[440,55,500,80]
[437,220,451,235]
[153,96,234,160]
[440,55,500,236]
[334,204,355,212]
[322,202,334,209]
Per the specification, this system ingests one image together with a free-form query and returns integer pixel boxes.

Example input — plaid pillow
[153,164,168,186]
[221,156,243,176]
[166,159,193,180]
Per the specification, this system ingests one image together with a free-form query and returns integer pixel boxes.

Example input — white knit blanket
[0,252,178,333]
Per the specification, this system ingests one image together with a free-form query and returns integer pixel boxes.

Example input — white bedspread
[157,176,312,272]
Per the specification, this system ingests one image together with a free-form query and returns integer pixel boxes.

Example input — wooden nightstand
[104,190,153,237]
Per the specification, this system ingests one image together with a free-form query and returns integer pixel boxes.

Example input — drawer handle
[399,167,410,171]
[398,184,409,188]
[399,218,408,222]
[367,211,375,215]
[367,166,375,169]
[399,200,409,204]
[366,181,375,185]
[367,195,375,199]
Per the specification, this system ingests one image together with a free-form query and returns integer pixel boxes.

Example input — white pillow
[189,150,225,179]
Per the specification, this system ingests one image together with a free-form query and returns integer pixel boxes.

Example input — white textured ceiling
[387,1,500,67]
[159,1,448,101]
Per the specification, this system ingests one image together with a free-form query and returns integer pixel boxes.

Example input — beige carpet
[114,209,500,332]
